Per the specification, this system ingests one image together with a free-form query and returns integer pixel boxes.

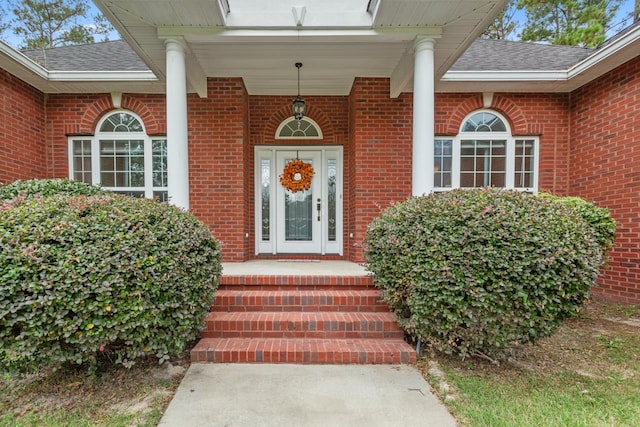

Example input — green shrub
[537,193,616,257]
[0,178,107,200]
[1,193,221,371]
[365,189,604,361]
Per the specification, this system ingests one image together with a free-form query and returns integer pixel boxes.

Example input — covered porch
[93,0,508,262]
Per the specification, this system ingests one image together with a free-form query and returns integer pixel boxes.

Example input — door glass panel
[284,156,314,242]
[261,159,270,241]
[285,189,312,241]
[327,159,337,241]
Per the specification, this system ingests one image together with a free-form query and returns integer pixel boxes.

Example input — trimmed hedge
[1,191,221,370]
[365,189,608,361]
[537,192,616,257]
[0,178,107,200]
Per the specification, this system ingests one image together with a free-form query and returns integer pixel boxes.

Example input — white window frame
[275,116,323,139]
[434,110,539,192]
[68,110,168,200]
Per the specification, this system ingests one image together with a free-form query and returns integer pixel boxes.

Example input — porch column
[412,36,436,196]
[165,38,189,210]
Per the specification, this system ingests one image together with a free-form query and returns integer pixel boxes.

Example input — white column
[165,38,190,210]
[412,37,435,197]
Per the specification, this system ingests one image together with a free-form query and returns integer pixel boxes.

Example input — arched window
[435,110,538,191]
[68,110,168,201]
[275,117,323,139]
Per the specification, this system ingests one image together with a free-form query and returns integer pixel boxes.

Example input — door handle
[316,198,321,221]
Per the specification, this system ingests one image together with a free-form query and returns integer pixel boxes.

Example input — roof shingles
[21,40,149,72]
[451,39,593,72]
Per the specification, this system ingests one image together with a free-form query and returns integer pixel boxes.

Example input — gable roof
[13,37,598,74]
[2,21,639,95]
[21,40,148,72]
[451,39,592,71]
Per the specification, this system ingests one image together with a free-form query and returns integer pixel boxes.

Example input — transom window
[435,110,538,191]
[275,117,323,139]
[68,111,168,201]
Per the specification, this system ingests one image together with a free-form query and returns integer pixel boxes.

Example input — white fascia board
[0,40,158,84]
[48,71,158,82]
[442,70,569,82]
[568,25,640,77]
[0,40,48,79]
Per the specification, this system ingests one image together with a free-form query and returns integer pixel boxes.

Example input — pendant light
[292,62,306,120]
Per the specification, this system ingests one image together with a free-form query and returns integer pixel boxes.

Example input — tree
[0,4,11,38]
[483,0,519,40]
[518,0,622,47]
[10,0,114,49]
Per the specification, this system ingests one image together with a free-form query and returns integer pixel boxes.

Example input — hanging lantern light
[292,62,306,120]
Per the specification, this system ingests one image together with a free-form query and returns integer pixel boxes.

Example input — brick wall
[570,56,640,303]
[188,78,248,261]
[45,93,166,178]
[435,92,572,194]
[349,78,414,261]
[0,69,46,183]
[6,62,635,301]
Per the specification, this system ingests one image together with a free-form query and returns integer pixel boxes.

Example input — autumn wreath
[279,158,315,193]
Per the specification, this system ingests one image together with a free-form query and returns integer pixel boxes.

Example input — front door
[276,150,322,252]
[255,147,342,255]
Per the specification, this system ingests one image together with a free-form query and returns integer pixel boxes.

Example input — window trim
[435,110,539,192]
[68,110,168,200]
[275,116,323,140]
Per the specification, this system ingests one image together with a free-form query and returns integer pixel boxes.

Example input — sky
[0,0,637,48]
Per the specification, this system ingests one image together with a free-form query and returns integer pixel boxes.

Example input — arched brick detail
[77,95,165,135]
[78,95,112,134]
[262,104,336,143]
[439,94,532,136]
[440,94,483,134]
[489,95,530,135]
[121,95,164,135]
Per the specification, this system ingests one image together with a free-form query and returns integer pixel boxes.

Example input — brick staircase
[191,269,416,364]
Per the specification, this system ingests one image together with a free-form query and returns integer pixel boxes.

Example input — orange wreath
[279,158,315,193]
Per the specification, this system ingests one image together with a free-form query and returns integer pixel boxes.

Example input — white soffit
[93,0,509,96]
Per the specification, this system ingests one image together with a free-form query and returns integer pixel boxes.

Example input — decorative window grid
[435,110,539,191]
[68,111,168,201]
[275,117,323,139]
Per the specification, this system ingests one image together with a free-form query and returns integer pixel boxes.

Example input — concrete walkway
[159,364,457,427]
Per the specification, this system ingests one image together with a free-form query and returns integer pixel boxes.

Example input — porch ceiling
[93,0,508,97]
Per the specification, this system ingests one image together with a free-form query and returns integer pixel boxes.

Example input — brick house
[1,0,638,307]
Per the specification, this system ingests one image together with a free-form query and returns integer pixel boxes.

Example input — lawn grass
[0,355,186,427]
[422,300,640,427]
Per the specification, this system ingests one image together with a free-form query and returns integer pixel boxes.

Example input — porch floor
[222,260,368,276]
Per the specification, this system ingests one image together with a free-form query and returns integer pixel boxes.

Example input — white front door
[276,150,322,253]
[255,147,342,255]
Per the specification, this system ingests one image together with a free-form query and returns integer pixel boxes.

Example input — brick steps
[219,274,373,290]
[211,289,389,312]
[192,338,415,364]
[202,311,404,339]
[191,272,416,365]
